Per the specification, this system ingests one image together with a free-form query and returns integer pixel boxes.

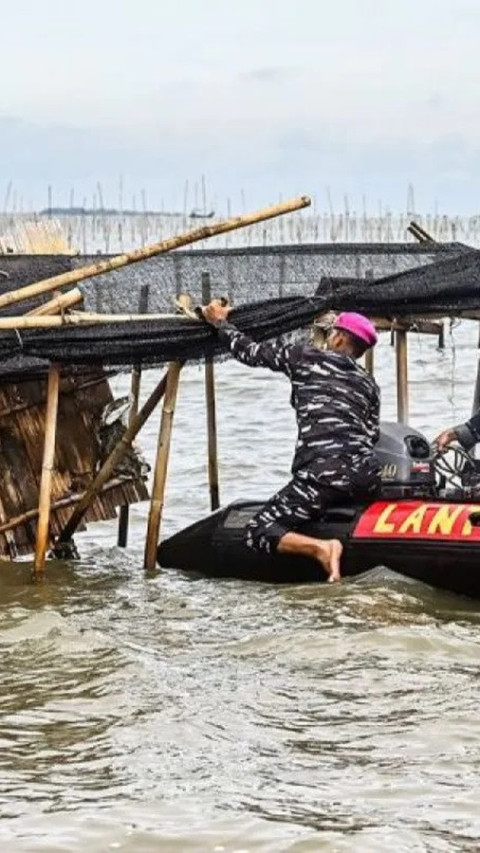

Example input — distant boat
[189,209,215,219]
[38,207,216,218]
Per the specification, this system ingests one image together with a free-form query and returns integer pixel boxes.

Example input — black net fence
[1,248,480,381]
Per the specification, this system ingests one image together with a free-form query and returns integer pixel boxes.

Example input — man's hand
[434,427,458,451]
[202,299,232,324]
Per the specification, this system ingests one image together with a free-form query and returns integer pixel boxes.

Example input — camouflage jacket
[216,322,381,492]
[455,411,480,449]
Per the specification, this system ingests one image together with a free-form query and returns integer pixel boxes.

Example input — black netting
[0,248,479,381]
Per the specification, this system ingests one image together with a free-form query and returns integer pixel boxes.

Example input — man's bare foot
[277,531,343,582]
[315,538,343,582]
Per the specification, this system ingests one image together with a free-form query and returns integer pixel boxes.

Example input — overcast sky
[1,0,479,213]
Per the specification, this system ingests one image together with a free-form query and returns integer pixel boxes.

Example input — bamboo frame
[407,220,435,243]
[0,197,311,312]
[202,272,220,511]
[395,330,409,424]
[144,362,183,570]
[26,288,83,316]
[33,363,60,575]
[373,317,443,335]
[55,369,171,545]
[0,312,451,334]
[118,284,149,546]
[0,311,187,329]
[364,348,374,375]
[0,476,137,535]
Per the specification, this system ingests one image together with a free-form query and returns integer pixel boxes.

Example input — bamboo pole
[26,288,83,316]
[201,272,220,511]
[395,330,409,423]
[407,221,435,243]
[364,347,374,376]
[33,363,60,576]
[0,311,452,334]
[372,317,443,334]
[118,284,149,546]
[55,369,172,546]
[0,476,137,536]
[0,197,311,312]
[0,311,189,329]
[144,362,182,570]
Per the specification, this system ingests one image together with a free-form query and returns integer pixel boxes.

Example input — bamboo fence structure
[0,196,311,313]
[144,363,183,570]
[3,207,480,253]
[0,201,471,578]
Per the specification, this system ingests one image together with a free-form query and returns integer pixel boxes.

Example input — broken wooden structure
[0,197,311,575]
[0,206,476,581]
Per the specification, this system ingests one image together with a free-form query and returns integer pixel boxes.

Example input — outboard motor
[376,422,436,497]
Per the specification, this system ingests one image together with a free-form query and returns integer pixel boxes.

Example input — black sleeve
[215,321,293,376]
[455,411,480,449]
[366,386,380,445]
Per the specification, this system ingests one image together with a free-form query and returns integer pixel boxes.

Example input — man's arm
[435,411,480,451]
[366,388,380,445]
[203,301,292,375]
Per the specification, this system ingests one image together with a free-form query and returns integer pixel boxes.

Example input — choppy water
[1,323,480,852]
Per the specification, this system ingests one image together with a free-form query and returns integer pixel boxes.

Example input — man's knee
[245,517,285,556]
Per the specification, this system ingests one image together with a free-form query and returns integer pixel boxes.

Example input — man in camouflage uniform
[203,303,380,582]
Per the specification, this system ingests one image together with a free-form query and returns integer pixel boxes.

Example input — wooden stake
[55,369,172,546]
[33,363,60,576]
[407,220,435,243]
[364,347,374,376]
[202,272,220,511]
[118,284,149,546]
[144,362,182,570]
[395,329,409,423]
[0,196,311,312]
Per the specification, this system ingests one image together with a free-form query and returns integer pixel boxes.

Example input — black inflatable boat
[157,423,480,599]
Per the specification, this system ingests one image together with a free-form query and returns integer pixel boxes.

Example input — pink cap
[333,312,378,347]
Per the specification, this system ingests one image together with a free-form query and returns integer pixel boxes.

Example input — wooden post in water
[144,362,182,570]
[202,272,220,511]
[118,284,149,546]
[364,269,375,377]
[55,370,171,547]
[395,329,409,423]
[33,363,61,576]
[365,347,374,376]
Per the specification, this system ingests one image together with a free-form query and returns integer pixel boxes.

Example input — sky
[1,0,480,214]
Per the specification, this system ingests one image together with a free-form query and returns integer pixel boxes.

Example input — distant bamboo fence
[0,209,479,255]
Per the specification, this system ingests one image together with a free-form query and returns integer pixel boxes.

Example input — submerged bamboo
[144,362,182,570]
[0,196,311,312]
[33,363,60,576]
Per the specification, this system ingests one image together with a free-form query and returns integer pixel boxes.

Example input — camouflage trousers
[245,470,345,556]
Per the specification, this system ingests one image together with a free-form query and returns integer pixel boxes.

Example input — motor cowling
[376,422,436,497]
